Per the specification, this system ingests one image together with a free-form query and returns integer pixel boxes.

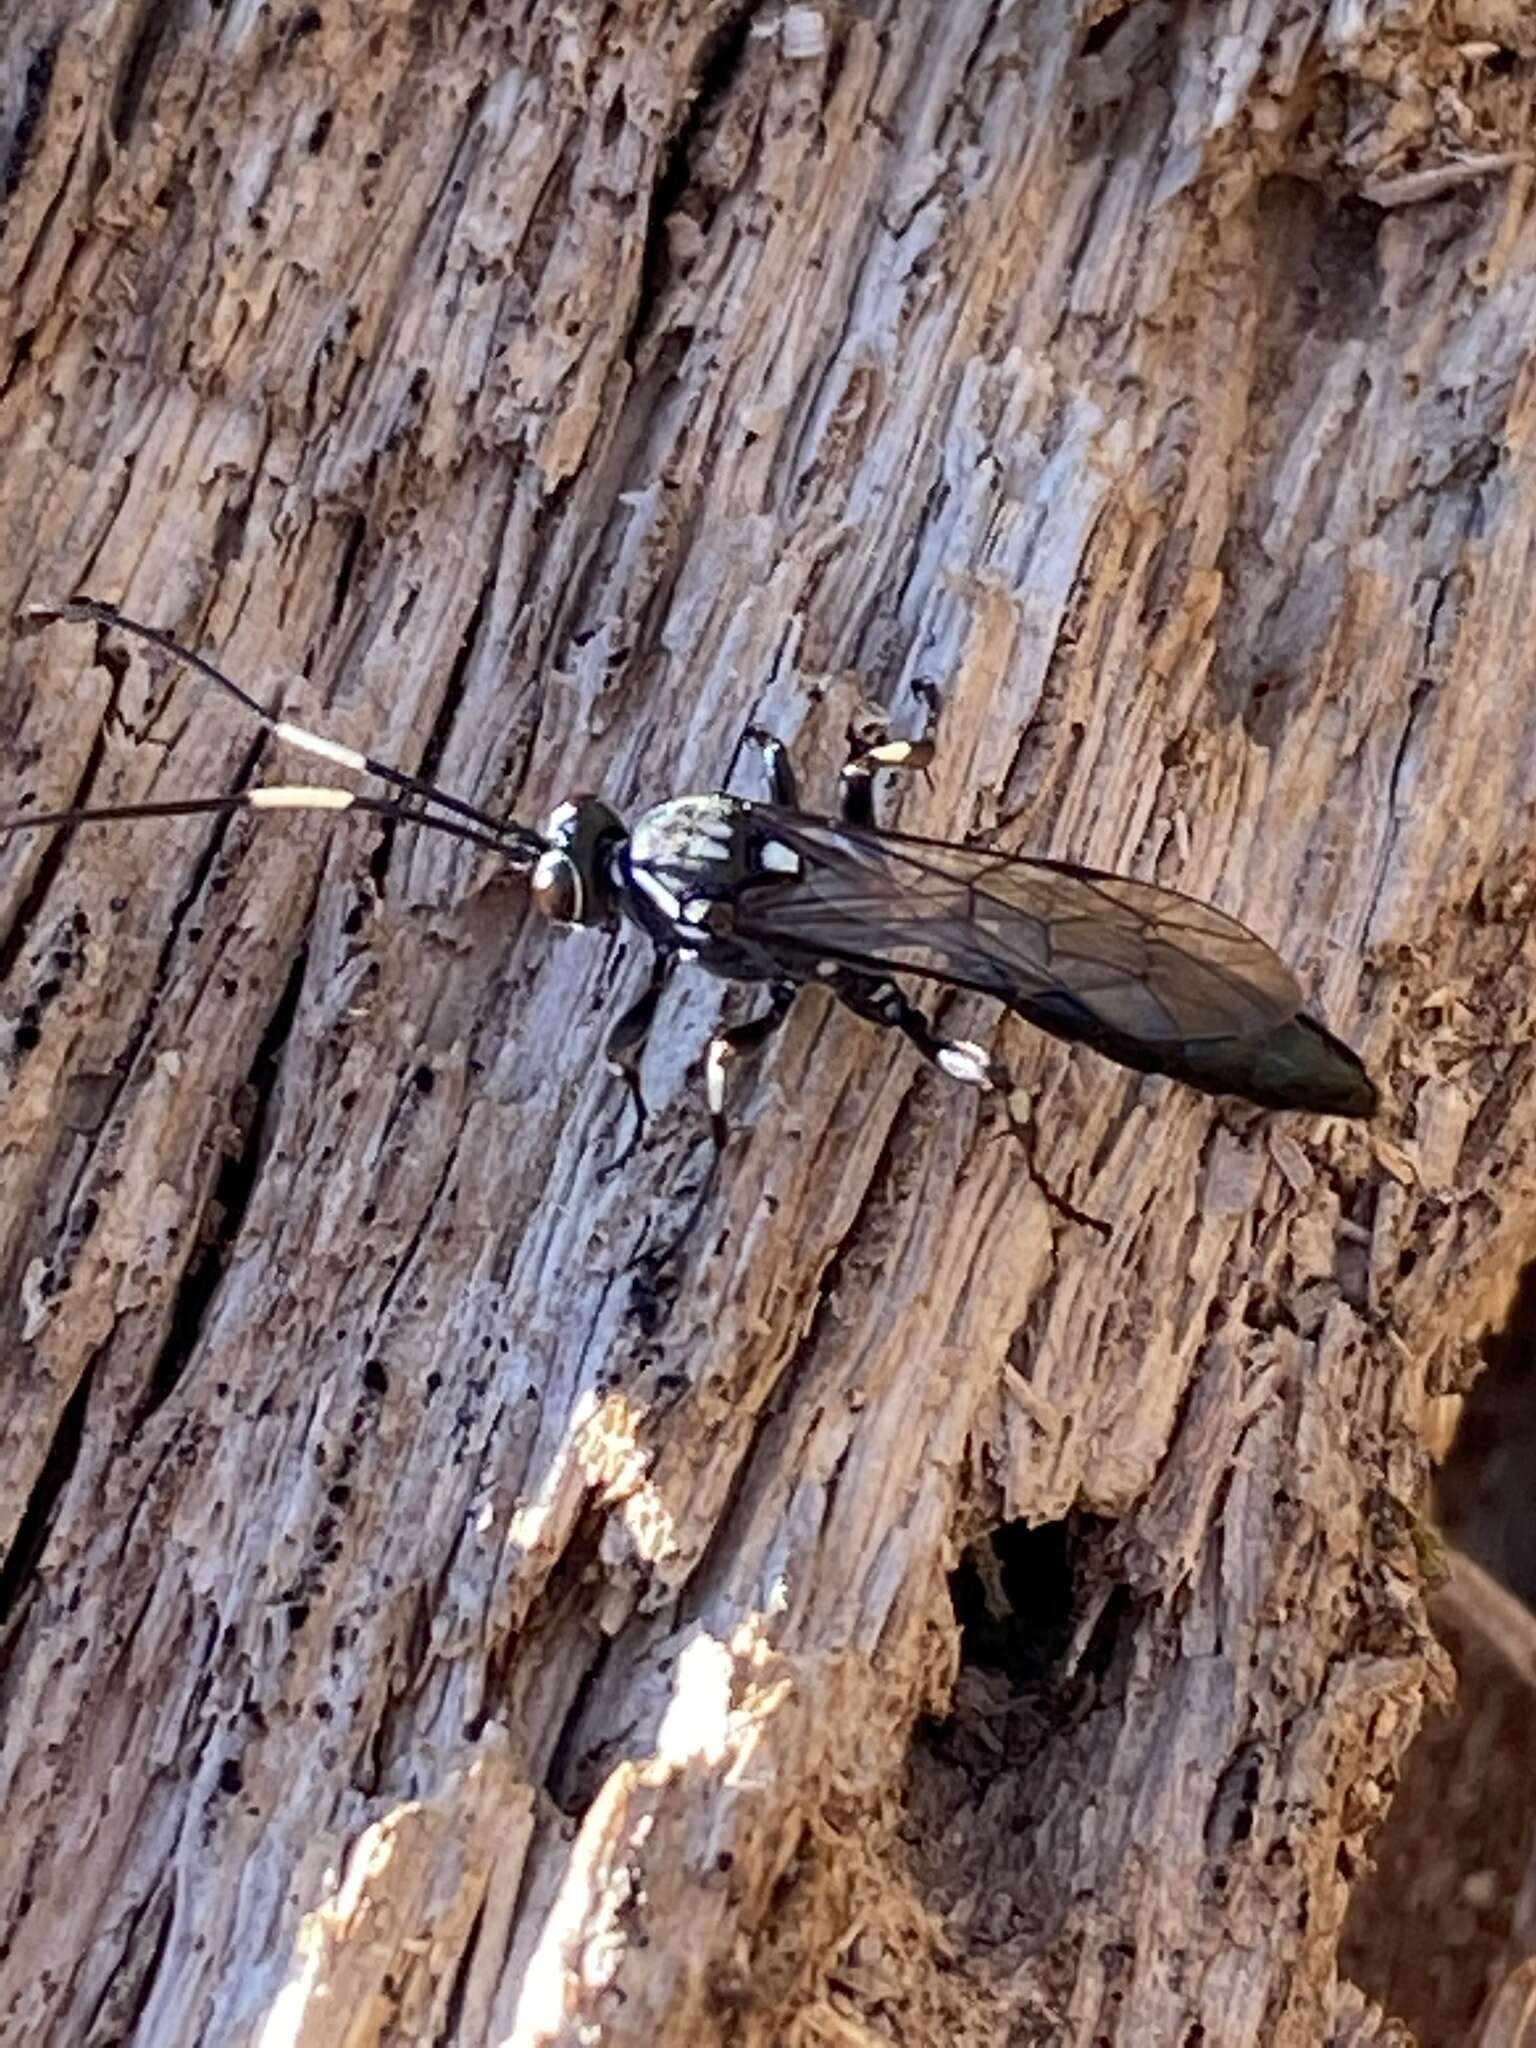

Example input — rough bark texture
[1344,1550,1536,2047]
[1,2,1532,2043]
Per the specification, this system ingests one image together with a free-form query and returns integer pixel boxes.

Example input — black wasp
[2,600,1377,1244]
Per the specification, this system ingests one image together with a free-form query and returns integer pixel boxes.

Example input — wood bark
[1,1,1531,2042]
[1343,1550,1536,2046]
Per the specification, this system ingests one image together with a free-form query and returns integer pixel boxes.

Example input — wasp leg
[744,725,800,808]
[826,970,1109,1235]
[601,951,673,1175]
[826,969,1006,1089]
[703,980,797,1150]
[839,735,935,827]
[629,982,797,1295]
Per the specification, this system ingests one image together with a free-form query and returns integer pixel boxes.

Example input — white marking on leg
[681,897,715,924]
[706,1038,730,1115]
[249,785,357,811]
[632,867,685,920]
[865,738,932,768]
[272,722,369,774]
[937,1040,996,1089]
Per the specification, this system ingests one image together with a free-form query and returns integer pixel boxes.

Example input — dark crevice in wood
[132,939,311,1429]
[1437,1256,1536,1609]
[50,728,273,1187]
[467,1513,610,1794]
[1204,1742,1263,1862]
[0,743,111,991]
[439,1891,487,2040]
[78,1877,175,2040]
[542,1623,616,1816]
[1080,4,1135,59]
[948,1518,1079,1684]
[111,0,185,148]
[211,486,258,576]
[328,512,369,628]
[624,2,758,368]
[904,1516,1132,1956]
[0,324,36,399]
[0,1348,100,1628]
[411,564,494,804]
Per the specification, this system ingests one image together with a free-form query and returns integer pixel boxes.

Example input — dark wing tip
[1281,1015,1379,1118]
[1186,1013,1378,1118]
[1010,992,1379,1117]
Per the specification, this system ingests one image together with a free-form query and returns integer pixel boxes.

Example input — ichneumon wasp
[1,599,1378,1259]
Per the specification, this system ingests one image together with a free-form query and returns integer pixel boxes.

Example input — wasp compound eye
[530,849,583,924]
[535,794,627,928]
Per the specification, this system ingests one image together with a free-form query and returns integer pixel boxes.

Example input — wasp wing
[734,810,1302,1044]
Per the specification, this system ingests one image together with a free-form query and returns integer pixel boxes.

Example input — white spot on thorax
[632,867,684,920]
[759,840,801,875]
[683,810,736,855]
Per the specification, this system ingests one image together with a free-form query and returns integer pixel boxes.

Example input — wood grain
[2,2,1532,2041]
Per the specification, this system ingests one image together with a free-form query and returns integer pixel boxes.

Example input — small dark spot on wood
[363,1358,389,1395]
[217,1758,243,1795]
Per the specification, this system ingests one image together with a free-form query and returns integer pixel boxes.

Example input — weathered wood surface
[1,1,1532,2042]
[1345,1548,1536,2045]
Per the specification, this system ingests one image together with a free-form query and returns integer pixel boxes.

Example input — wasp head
[530,795,628,928]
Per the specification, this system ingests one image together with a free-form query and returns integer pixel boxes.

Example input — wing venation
[734,808,1302,1043]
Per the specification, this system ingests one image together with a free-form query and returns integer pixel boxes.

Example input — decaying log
[2,2,1534,2042]
[1344,1549,1536,2045]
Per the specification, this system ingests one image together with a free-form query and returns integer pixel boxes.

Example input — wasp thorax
[532,794,627,927]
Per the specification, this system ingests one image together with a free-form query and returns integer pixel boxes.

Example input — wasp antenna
[0,785,525,859]
[19,597,546,870]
